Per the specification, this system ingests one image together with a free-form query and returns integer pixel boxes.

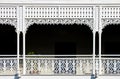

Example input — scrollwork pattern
[102,18,120,29]
[0,59,17,75]
[26,58,93,75]
[0,18,17,29]
[25,18,93,31]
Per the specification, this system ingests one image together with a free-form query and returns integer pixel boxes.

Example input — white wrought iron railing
[100,55,120,75]
[25,55,93,75]
[0,55,17,75]
[0,55,120,76]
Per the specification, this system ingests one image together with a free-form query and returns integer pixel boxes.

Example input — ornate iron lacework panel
[0,59,17,75]
[54,59,76,74]
[0,7,17,18]
[25,58,93,75]
[102,18,120,29]
[25,6,93,18]
[0,18,17,28]
[101,59,120,75]
[25,18,93,31]
[101,7,120,18]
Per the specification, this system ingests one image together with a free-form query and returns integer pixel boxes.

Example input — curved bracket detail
[0,18,17,30]
[102,18,120,30]
[25,18,94,32]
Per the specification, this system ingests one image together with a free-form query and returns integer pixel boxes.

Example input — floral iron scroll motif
[0,18,17,29]
[102,18,120,29]
[25,18,94,31]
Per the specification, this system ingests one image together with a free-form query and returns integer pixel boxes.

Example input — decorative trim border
[0,18,17,29]
[102,18,120,29]
[25,18,94,32]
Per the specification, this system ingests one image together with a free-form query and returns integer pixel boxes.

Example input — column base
[17,70,21,79]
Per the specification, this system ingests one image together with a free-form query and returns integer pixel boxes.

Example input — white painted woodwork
[0,0,120,78]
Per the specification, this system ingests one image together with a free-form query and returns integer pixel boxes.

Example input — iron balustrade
[0,55,120,75]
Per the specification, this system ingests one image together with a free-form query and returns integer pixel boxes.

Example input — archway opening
[26,24,92,55]
[102,24,120,54]
[0,24,17,55]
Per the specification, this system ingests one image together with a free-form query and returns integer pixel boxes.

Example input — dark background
[0,24,120,55]
[26,24,92,55]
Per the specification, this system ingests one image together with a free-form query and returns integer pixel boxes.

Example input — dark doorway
[0,24,16,55]
[27,24,92,55]
[102,24,120,54]
[104,42,120,54]
[55,42,76,55]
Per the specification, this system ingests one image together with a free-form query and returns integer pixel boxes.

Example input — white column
[16,6,20,76]
[22,5,26,75]
[23,32,26,75]
[17,31,20,75]
[99,30,102,75]
[98,6,102,75]
[93,30,96,75]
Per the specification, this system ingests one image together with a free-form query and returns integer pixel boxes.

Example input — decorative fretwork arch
[102,18,120,30]
[25,18,94,32]
[0,6,17,31]
[100,6,120,30]
[0,18,17,31]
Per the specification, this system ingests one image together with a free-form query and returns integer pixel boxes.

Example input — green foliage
[27,51,35,55]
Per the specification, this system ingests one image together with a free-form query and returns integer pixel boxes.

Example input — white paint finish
[98,30,102,75]
[0,76,120,79]
[25,6,93,18]
[23,33,26,75]
[92,30,96,75]
[25,57,92,75]
[101,7,120,18]
[19,6,23,32]
[99,76,120,79]
[1,56,120,75]
[0,7,17,18]
[21,76,91,79]
[23,6,26,75]
[0,76,17,79]
[0,58,17,75]
[17,32,20,75]
[0,0,120,4]
[1,5,120,32]
[0,1,120,77]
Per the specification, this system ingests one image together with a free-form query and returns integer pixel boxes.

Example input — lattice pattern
[59,7,93,18]
[25,6,93,18]
[101,59,120,75]
[25,7,58,18]
[0,59,17,75]
[26,58,93,75]
[54,59,76,74]
[76,59,93,75]
[0,7,17,18]
[26,59,54,75]
[101,7,120,18]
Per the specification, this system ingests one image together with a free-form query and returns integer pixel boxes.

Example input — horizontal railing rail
[25,57,93,75]
[25,55,93,56]
[0,54,120,76]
